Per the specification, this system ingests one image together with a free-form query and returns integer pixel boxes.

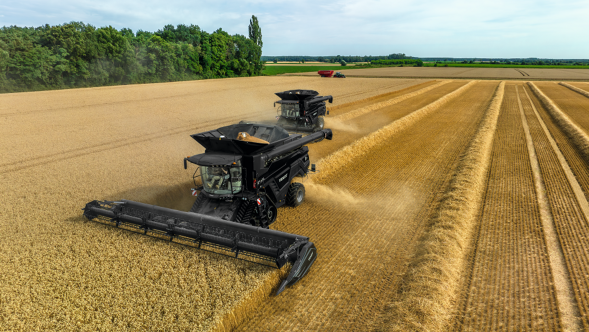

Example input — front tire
[286,183,305,207]
[266,205,277,225]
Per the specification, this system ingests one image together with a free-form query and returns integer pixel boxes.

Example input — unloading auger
[83,123,332,295]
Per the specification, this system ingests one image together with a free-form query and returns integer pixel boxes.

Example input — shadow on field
[68,182,197,224]
[112,182,197,211]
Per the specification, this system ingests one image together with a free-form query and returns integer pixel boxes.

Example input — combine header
[275,89,333,132]
[83,123,332,295]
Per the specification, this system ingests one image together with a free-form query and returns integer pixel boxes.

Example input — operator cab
[276,101,301,119]
[200,162,243,195]
[185,153,244,197]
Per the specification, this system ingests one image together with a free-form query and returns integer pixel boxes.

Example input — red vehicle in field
[318,70,345,78]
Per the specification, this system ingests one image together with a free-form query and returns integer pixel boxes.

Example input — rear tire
[286,183,305,207]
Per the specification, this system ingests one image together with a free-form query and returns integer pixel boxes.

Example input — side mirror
[327,110,330,115]
[311,164,316,172]
[184,158,187,169]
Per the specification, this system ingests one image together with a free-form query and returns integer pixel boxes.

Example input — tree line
[262,53,413,63]
[370,59,423,66]
[0,16,263,93]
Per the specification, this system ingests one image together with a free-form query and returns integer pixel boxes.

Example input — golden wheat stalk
[529,82,589,163]
[315,81,477,182]
[210,266,289,332]
[332,80,452,122]
[380,81,505,332]
[559,82,589,99]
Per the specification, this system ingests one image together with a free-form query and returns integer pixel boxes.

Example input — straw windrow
[315,80,476,182]
[528,82,589,163]
[327,80,438,112]
[559,82,589,99]
[377,81,505,331]
[332,80,451,121]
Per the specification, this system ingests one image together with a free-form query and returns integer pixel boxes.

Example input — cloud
[1,0,588,58]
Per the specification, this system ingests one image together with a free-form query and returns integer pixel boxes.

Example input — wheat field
[3,74,589,331]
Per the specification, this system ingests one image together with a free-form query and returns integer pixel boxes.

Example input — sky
[1,0,588,58]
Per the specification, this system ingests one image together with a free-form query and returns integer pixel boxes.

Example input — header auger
[83,122,332,295]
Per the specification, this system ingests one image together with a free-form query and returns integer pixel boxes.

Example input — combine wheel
[189,193,206,213]
[314,117,325,132]
[286,182,305,207]
[266,205,277,225]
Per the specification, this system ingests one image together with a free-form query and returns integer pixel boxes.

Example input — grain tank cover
[275,90,319,102]
[190,123,291,155]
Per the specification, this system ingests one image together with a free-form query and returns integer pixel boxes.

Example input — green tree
[248,15,262,48]
[248,15,263,75]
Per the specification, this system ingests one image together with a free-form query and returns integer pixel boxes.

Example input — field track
[3,76,589,331]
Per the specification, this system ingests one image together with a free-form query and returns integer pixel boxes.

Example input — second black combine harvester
[275,89,333,132]
[83,122,332,295]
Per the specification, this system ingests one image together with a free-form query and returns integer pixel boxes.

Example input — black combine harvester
[83,123,332,295]
[275,89,333,132]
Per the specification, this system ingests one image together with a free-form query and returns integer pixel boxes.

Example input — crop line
[379,81,504,331]
[559,82,589,99]
[315,80,476,182]
[328,80,434,106]
[528,82,589,165]
[210,267,288,332]
[517,85,582,331]
[331,80,451,121]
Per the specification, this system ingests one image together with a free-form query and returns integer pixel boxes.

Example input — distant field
[265,62,366,66]
[263,65,352,75]
[292,66,589,80]
[265,62,341,65]
[423,62,589,69]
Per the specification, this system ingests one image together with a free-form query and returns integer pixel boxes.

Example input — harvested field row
[327,80,439,114]
[327,79,436,108]
[331,80,450,121]
[377,81,504,332]
[459,83,561,331]
[519,85,583,330]
[535,82,589,139]
[522,84,589,329]
[314,81,469,162]
[530,82,589,194]
[560,82,589,99]
[316,80,476,180]
[0,77,431,331]
[237,81,499,331]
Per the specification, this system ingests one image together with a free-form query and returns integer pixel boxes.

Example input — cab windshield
[277,103,300,118]
[200,163,242,195]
